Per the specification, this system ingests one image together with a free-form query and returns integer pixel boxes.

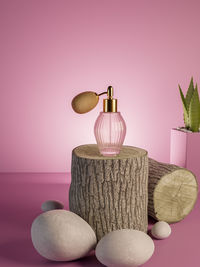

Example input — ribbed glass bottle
[94,112,126,156]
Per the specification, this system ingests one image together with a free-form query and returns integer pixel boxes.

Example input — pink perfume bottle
[71,86,126,156]
[94,86,126,156]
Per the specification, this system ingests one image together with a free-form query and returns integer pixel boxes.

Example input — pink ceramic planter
[170,128,200,179]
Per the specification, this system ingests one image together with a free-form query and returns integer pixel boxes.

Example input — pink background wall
[1,0,200,172]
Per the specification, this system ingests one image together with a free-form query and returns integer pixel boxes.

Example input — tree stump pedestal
[69,144,148,241]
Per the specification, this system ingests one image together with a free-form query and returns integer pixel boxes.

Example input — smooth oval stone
[31,210,97,261]
[95,229,154,267]
[41,200,64,212]
[71,91,99,114]
[151,221,171,239]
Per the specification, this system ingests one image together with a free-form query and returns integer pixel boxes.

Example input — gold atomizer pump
[100,86,117,112]
[72,86,117,114]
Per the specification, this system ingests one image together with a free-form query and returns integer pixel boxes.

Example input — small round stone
[151,221,171,239]
[95,229,154,267]
[41,200,64,212]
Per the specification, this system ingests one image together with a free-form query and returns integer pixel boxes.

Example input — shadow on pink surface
[0,239,102,266]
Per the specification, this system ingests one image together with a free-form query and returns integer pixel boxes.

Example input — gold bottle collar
[103,98,117,112]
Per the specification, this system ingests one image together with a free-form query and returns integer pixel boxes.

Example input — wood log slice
[148,158,198,223]
[69,144,148,241]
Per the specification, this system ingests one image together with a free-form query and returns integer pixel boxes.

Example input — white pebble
[41,200,64,212]
[31,210,97,261]
[95,229,154,267]
[151,221,171,239]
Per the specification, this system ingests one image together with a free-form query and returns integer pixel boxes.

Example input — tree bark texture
[148,158,198,223]
[69,144,148,241]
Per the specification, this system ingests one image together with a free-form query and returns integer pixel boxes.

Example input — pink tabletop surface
[0,173,200,267]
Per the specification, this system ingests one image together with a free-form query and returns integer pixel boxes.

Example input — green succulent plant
[179,77,200,132]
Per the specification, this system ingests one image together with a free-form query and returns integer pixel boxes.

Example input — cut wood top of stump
[73,144,147,160]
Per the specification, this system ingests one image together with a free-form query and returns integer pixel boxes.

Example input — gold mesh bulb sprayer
[71,86,117,114]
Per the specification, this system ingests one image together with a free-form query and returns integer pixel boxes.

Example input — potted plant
[170,77,200,179]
